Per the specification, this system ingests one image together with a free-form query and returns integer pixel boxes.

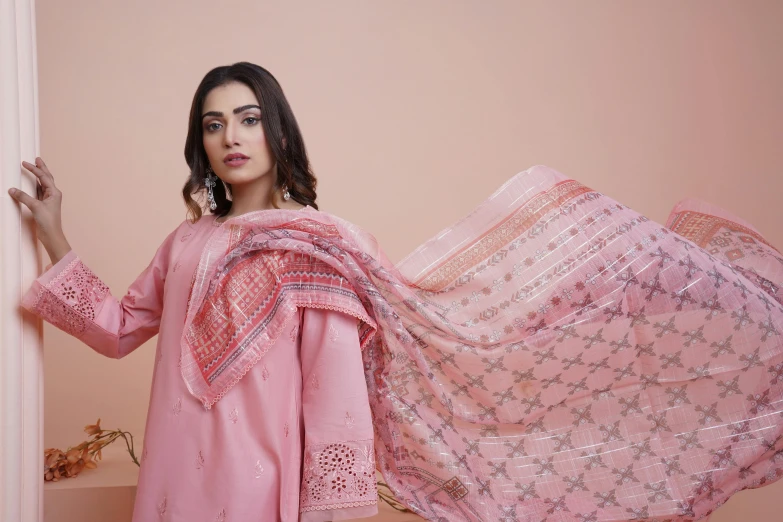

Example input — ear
[281,137,287,150]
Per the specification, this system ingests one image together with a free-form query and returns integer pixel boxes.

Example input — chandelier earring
[205,166,217,211]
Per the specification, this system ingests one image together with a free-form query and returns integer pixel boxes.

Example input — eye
[243,116,259,125]
[205,122,222,132]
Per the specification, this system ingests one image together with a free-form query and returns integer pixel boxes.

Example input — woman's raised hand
[8,157,72,264]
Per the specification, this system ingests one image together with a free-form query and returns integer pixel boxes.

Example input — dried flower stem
[43,419,139,482]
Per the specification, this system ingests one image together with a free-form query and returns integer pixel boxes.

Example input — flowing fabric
[184,165,783,521]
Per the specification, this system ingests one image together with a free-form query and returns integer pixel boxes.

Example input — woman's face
[201,81,276,186]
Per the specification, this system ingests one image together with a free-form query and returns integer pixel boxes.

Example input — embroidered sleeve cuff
[300,439,378,515]
[21,251,110,337]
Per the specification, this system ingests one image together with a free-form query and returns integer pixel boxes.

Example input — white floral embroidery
[261,364,270,381]
[284,423,290,437]
[196,451,205,469]
[311,373,320,390]
[328,323,339,342]
[300,439,376,511]
[255,460,265,478]
[345,411,355,428]
[172,398,182,416]
[157,497,167,515]
[216,508,227,522]
[229,407,238,424]
[289,325,299,342]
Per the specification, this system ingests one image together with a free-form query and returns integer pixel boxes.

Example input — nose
[223,120,239,148]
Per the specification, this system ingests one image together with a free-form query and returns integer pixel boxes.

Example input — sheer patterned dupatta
[182,166,783,521]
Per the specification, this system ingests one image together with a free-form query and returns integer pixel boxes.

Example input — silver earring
[205,167,217,211]
[282,153,291,201]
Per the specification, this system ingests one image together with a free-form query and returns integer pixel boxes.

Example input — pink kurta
[22,211,378,521]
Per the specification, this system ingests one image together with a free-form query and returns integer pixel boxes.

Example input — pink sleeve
[20,232,175,359]
[299,307,378,521]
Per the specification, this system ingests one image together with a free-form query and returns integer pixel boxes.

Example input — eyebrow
[201,104,261,120]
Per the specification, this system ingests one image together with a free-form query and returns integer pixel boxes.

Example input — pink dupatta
[182,166,783,521]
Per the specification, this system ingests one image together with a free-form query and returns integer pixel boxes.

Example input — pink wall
[35,0,782,518]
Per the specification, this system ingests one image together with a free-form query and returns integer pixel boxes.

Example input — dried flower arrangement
[43,419,138,482]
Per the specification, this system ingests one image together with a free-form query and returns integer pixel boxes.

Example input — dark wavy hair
[182,62,318,222]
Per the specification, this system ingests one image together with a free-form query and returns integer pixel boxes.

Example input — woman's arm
[21,229,176,359]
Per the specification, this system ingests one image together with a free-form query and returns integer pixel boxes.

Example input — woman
[10,62,783,521]
[11,63,378,521]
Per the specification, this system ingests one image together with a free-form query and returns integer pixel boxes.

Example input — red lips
[223,153,249,162]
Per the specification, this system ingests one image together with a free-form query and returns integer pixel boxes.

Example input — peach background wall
[34,0,782,519]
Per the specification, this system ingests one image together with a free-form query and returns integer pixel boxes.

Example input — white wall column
[1,0,43,520]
